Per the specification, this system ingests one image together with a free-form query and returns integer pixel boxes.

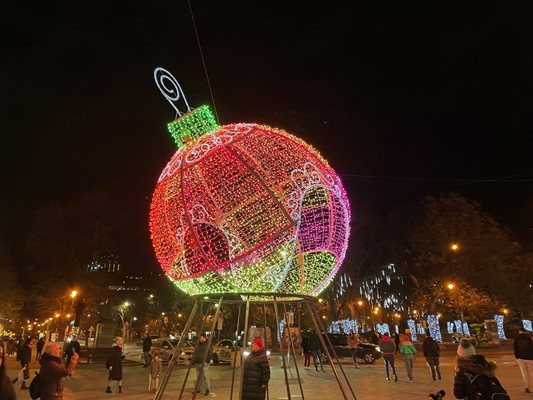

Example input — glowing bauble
[150,106,350,296]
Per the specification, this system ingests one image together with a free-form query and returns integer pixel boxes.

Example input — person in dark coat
[0,345,16,400]
[308,332,323,371]
[142,333,152,368]
[36,338,45,360]
[105,337,125,394]
[191,334,214,396]
[301,333,311,368]
[453,354,507,400]
[13,338,31,390]
[514,327,533,393]
[7,338,16,357]
[242,338,270,400]
[39,343,79,400]
[423,335,441,381]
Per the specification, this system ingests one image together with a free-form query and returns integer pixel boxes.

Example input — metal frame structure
[154,293,357,400]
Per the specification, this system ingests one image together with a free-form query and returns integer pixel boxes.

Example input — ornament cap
[167,105,219,148]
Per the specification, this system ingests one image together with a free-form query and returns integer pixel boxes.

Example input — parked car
[150,338,194,364]
[322,333,382,364]
[212,339,235,364]
[323,333,348,346]
[212,339,271,365]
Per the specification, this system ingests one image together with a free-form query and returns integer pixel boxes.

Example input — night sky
[3,1,532,274]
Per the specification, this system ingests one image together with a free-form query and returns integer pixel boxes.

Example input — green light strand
[167,105,218,148]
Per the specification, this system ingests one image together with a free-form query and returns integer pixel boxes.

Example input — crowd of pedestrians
[0,328,531,399]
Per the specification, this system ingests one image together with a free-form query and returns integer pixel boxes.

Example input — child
[149,354,162,393]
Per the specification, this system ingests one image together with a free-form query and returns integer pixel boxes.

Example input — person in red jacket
[379,333,398,382]
[39,343,79,400]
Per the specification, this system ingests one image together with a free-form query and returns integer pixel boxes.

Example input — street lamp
[70,290,78,299]
[450,243,460,252]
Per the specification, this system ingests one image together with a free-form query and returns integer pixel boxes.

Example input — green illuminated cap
[167,105,219,148]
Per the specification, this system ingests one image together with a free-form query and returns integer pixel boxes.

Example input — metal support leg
[155,300,199,400]
[238,296,250,400]
[308,302,357,400]
[283,302,305,400]
[273,297,291,400]
[306,301,354,400]
[230,303,242,400]
[263,303,270,400]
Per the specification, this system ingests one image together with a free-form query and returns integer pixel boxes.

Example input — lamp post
[130,317,138,343]
[357,300,364,332]
[447,282,465,334]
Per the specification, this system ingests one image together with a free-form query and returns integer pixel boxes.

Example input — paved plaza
[5,345,529,400]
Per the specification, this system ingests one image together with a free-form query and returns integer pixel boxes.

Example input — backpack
[466,372,510,400]
[29,372,41,399]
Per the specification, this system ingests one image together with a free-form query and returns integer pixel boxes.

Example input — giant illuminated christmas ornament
[149,68,351,296]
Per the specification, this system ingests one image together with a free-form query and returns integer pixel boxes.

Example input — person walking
[7,338,16,358]
[514,327,533,393]
[148,354,162,394]
[36,338,45,360]
[39,342,79,400]
[399,335,417,382]
[379,333,398,382]
[16,338,31,390]
[191,334,215,397]
[242,338,270,400]
[142,333,152,368]
[105,337,125,394]
[422,335,441,381]
[0,345,16,400]
[301,333,311,369]
[308,331,323,371]
[347,330,360,368]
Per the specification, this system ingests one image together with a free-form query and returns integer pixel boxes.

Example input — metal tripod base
[154,293,358,400]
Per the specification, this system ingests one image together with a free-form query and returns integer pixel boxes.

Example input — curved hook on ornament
[154,67,192,117]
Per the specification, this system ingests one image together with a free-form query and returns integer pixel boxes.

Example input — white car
[150,338,194,365]
[212,339,235,364]
[212,339,271,365]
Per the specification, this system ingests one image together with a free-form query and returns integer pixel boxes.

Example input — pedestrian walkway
[4,348,525,399]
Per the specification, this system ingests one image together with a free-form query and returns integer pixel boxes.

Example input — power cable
[187,0,220,124]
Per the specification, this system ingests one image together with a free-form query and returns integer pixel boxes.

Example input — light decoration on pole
[376,323,390,335]
[462,322,471,336]
[494,314,507,340]
[427,314,442,342]
[447,321,454,334]
[149,68,351,296]
[407,319,417,342]
[454,320,463,334]
[523,320,532,331]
